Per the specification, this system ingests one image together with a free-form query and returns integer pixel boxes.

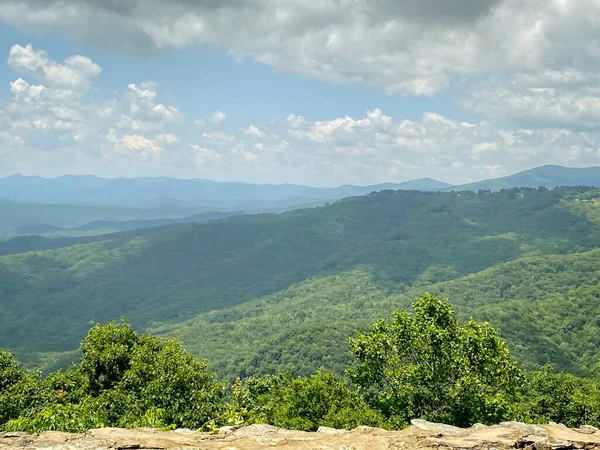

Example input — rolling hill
[157,247,600,379]
[452,165,600,191]
[13,211,241,236]
[3,186,600,377]
[0,200,214,238]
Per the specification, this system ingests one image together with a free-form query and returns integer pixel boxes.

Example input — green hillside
[0,200,211,238]
[3,187,600,376]
[452,165,600,192]
[148,247,600,379]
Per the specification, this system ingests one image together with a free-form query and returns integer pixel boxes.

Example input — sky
[0,0,599,186]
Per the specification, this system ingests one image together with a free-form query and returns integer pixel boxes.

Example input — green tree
[347,293,523,427]
[0,350,56,426]
[2,320,225,432]
[226,371,388,431]
[0,350,25,393]
[519,365,597,427]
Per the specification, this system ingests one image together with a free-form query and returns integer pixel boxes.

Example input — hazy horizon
[4,163,600,190]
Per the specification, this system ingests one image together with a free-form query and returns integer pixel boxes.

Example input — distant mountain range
[0,174,452,209]
[3,165,600,238]
[2,166,600,212]
[450,165,600,191]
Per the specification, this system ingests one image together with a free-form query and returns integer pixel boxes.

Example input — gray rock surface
[3,422,600,449]
[410,418,467,436]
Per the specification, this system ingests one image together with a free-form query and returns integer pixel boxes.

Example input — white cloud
[233,145,259,162]
[202,131,235,142]
[1,0,599,142]
[196,110,227,127]
[190,144,222,166]
[0,130,25,148]
[462,74,600,129]
[241,125,266,138]
[156,133,179,146]
[2,37,600,184]
[8,44,100,91]
[10,78,46,102]
[124,81,183,129]
[1,0,598,102]
[288,108,393,144]
[111,134,163,160]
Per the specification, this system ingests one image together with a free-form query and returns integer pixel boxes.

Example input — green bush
[348,293,523,427]
[518,365,599,427]
[226,371,389,431]
[1,320,224,432]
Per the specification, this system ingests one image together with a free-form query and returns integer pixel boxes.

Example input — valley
[2,185,600,379]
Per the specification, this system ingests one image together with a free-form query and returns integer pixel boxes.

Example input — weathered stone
[219,426,241,435]
[2,422,600,450]
[230,424,297,437]
[499,421,549,436]
[2,433,29,439]
[410,418,467,436]
[316,426,347,435]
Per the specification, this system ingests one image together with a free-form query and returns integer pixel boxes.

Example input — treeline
[2,294,600,433]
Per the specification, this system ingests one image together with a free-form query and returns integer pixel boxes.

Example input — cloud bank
[0,1,599,184]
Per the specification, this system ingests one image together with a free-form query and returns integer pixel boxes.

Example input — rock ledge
[3,422,600,449]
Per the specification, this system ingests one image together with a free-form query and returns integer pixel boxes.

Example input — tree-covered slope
[0,200,212,238]
[2,187,600,373]
[452,165,600,191]
[154,248,600,380]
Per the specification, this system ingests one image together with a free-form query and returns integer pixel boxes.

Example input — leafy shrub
[1,320,224,432]
[226,371,389,431]
[348,293,523,427]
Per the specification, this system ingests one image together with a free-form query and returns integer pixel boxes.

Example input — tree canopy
[348,294,522,426]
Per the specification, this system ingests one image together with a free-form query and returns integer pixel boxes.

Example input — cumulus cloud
[2,30,600,183]
[190,144,222,166]
[124,81,183,130]
[1,0,599,103]
[279,109,600,183]
[233,144,259,162]
[110,134,163,160]
[196,110,227,127]
[1,45,186,172]
[241,125,266,138]
[8,44,100,91]
[156,133,180,146]
[462,73,600,130]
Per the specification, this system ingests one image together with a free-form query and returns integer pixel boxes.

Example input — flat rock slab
[3,422,600,450]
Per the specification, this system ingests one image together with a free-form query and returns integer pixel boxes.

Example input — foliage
[518,365,600,427]
[5,307,600,433]
[0,350,25,392]
[5,187,600,431]
[0,321,224,433]
[226,371,389,431]
[347,294,523,427]
[5,187,600,364]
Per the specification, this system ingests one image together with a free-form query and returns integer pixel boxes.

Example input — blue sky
[0,1,599,186]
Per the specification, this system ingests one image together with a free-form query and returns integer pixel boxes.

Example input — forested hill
[3,186,600,375]
[451,165,600,191]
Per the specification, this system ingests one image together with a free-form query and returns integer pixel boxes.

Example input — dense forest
[3,186,600,378]
[3,186,600,431]
[2,295,600,433]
